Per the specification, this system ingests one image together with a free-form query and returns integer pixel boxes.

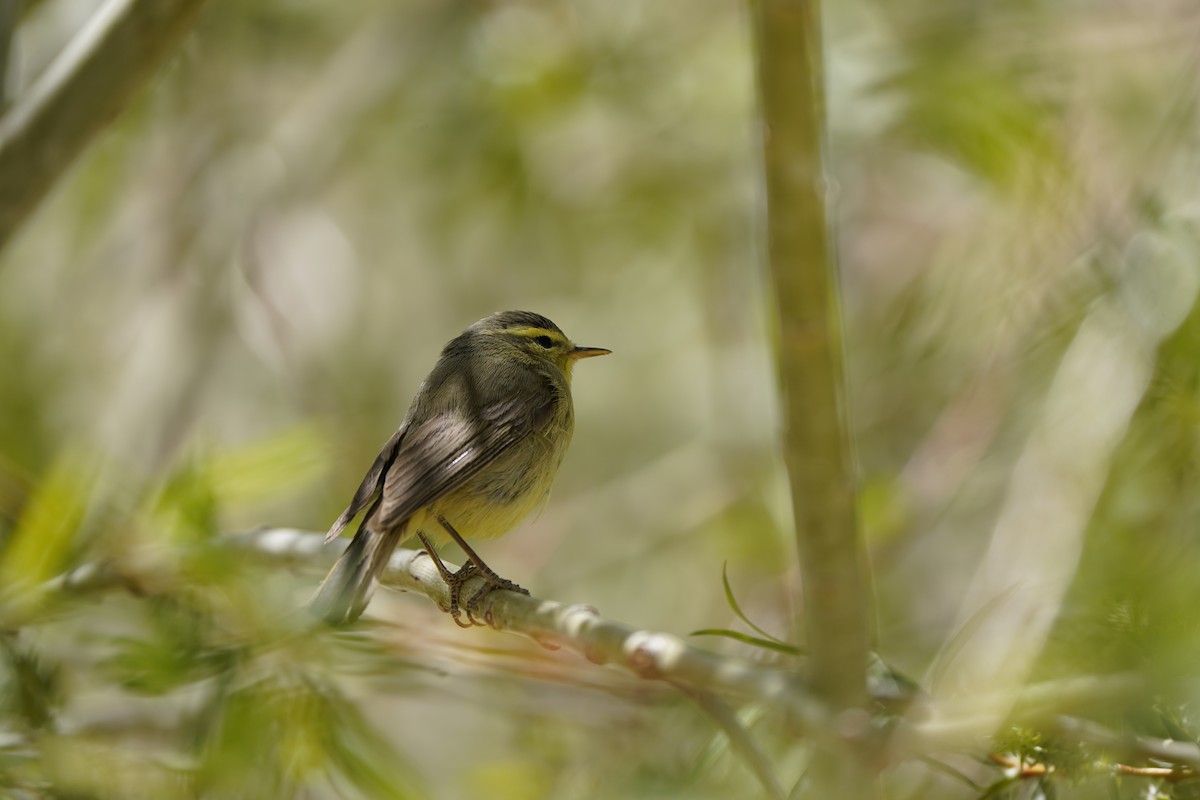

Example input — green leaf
[689,628,802,656]
[918,756,985,792]
[0,455,95,619]
[304,674,425,800]
[0,637,61,731]
[718,562,792,647]
[977,774,1023,800]
[207,424,331,505]
[194,668,424,799]
[152,458,221,543]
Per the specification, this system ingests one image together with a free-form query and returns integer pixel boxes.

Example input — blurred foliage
[0,0,1198,797]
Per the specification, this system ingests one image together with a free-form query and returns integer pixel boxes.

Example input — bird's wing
[323,424,407,543]
[372,375,559,532]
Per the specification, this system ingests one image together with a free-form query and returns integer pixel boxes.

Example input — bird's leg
[416,531,477,628]
[436,514,529,624]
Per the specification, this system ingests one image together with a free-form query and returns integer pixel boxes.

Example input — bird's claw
[444,562,485,627]
[447,564,528,628]
[417,531,528,628]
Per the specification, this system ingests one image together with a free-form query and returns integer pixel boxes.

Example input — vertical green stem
[752,1,874,790]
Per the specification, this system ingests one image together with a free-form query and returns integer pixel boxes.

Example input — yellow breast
[413,408,573,544]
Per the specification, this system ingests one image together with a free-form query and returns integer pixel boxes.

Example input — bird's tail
[310,523,403,624]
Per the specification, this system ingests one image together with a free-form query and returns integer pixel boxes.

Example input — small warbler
[312,310,609,625]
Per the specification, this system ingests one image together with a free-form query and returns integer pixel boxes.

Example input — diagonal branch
[47,527,1200,782]
[314,529,837,732]
[0,0,210,252]
[681,686,787,800]
[49,527,838,736]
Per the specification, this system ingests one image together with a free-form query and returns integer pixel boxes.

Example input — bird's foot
[441,561,528,627]
[430,517,530,626]
[418,528,530,627]
[443,561,482,627]
[462,570,529,627]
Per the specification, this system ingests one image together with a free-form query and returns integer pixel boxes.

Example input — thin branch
[990,743,1198,784]
[0,0,210,252]
[889,675,1147,763]
[681,685,787,800]
[907,673,1146,746]
[1113,764,1194,782]
[1048,715,1200,771]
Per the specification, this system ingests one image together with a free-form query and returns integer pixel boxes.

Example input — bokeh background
[2,0,1200,798]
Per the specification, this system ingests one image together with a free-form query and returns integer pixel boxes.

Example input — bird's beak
[569,346,611,360]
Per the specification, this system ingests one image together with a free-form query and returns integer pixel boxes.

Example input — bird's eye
[533,335,555,349]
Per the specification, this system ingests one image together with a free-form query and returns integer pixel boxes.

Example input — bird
[311,310,609,625]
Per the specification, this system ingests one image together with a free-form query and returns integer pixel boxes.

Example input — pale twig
[47,529,1200,783]
[1048,715,1200,771]
[46,527,836,736]
[889,674,1145,764]
[988,727,1200,785]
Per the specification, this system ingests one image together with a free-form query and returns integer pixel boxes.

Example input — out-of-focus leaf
[0,314,59,487]
[992,726,1045,762]
[104,598,238,696]
[207,424,331,505]
[38,734,190,800]
[195,676,295,798]
[926,584,1021,692]
[146,427,330,544]
[308,674,424,800]
[195,669,422,800]
[1157,703,1198,745]
[465,759,553,800]
[918,757,986,792]
[882,39,1068,195]
[866,652,921,709]
[151,457,220,543]
[859,475,911,544]
[0,637,61,731]
[976,774,1022,800]
[0,455,95,619]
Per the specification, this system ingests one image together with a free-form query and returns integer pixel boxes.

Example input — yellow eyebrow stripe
[498,326,567,342]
